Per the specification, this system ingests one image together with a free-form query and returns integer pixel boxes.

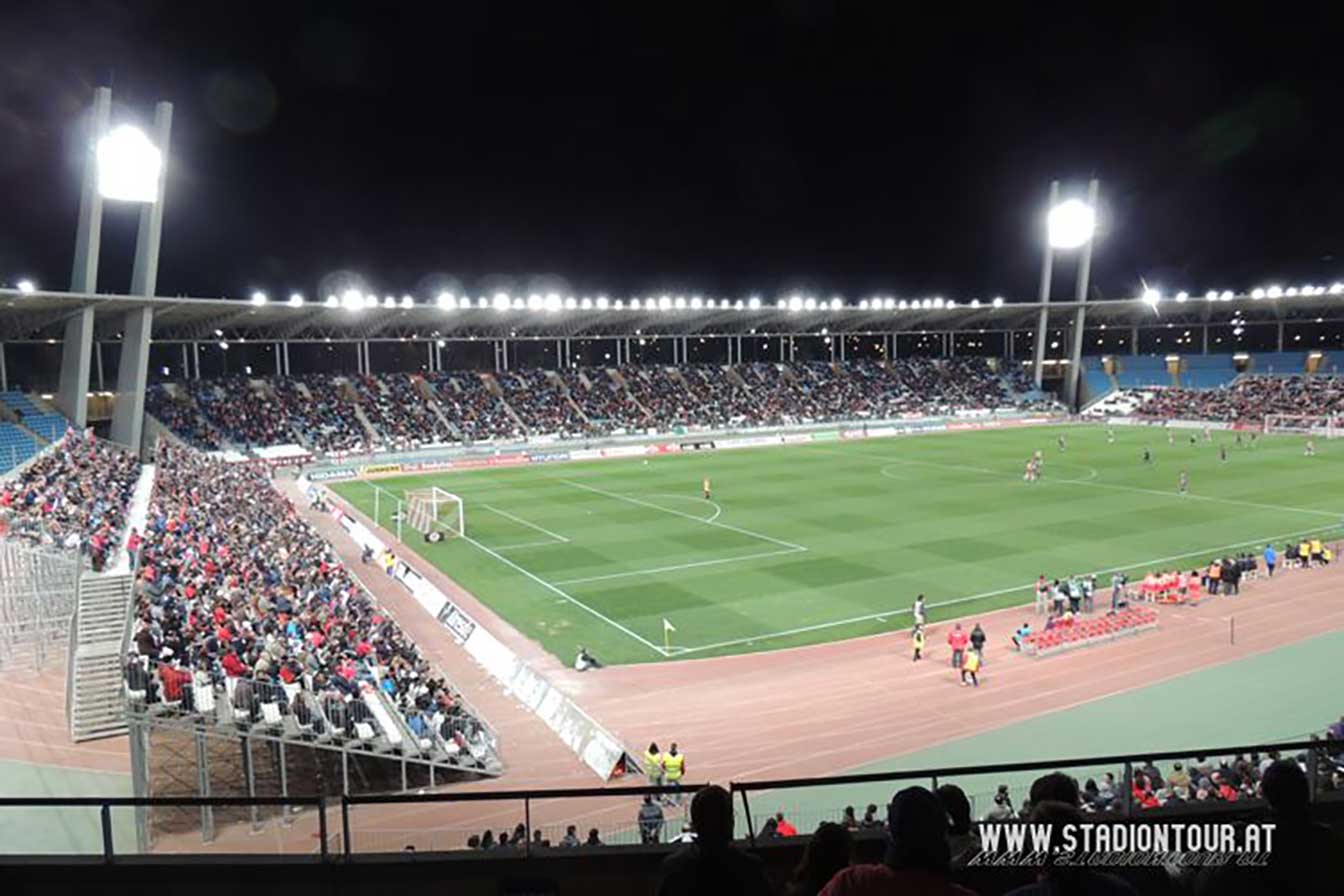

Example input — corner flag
[663,618,676,651]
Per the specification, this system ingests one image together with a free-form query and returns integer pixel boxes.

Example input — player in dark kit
[1219,445,1228,464]
[1143,446,1152,465]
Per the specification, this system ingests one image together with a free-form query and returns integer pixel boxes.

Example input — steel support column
[1064,178,1100,409]
[1032,180,1060,388]
[110,307,154,450]
[195,727,214,842]
[128,718,150,854]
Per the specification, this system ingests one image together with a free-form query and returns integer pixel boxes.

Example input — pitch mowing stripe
[665,523,1337,656]
[355,480,668,656]
[820,445,1340,520]
[553,477,809,552]
[461,534,670,657]
[479,503,571,543]
[553,546,806,586]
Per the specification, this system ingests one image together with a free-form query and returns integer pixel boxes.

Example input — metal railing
[0,796,329,862]
[4,737,1341,860]
[730,735,1344,843]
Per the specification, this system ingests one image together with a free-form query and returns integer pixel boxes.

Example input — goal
[1263,414,1342,438]
[403,487,465,542]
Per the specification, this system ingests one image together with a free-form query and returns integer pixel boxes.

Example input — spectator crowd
[142,359,1032,455]
[0,430,140,570]
[1136,374,1344,424]
[125,442,494,768]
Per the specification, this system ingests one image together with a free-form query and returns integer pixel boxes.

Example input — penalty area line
[554,477,808,552]
[665,523,1336,657]
[553,546,806,586]
[461,534,669,657]
[479,503,571,543]
[356,479,665,657]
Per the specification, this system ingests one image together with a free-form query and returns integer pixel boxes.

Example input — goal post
[1262,414,1341,438]
[404,487,465,542]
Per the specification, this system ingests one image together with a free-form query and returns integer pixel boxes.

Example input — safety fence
[4,736,1342,860]
[0,538,80,671]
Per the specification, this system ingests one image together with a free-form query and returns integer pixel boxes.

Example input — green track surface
[752,629,1344,829]
[331,425,1341,665]
[0,760,131,855]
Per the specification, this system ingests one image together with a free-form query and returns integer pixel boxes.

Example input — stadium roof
[3,288,1344,342]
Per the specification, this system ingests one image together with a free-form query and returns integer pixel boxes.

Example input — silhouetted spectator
[819,787,974,895]
[786,822,852,896]
[1005,801,1136,895]
[658,784,770,896]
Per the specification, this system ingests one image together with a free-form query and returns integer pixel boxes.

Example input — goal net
[404,487,465,542]
[1263,414,1342,438]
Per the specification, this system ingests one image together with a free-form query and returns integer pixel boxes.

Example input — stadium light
[565,296,577,309]
[494,293,511,312]
[658,296,672,311]
[16,279,35,293]
[1266,285,1283,298]
[96,124,164,202]
[545,294,562,312]
[341,290,363,311]
[748,296,761,310]
[436,292,454,309]
[992,296,1004,307]
[250,290,268,306]
[324,294,338,307]
[1174,291,1188,303]
[287,292,303,307]
[1046,198,1097,250]
[1142,288,1161,307]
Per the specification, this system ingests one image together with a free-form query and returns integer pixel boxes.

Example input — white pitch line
[844,446,1337,521]
[667,523,1336,656]
[358,479,664,656]
[493,540,572,551]
[647,493,723,524]
[553,546,805,586]
[480,503,570,542]
[555,477,808,552]
[461,534,668,657]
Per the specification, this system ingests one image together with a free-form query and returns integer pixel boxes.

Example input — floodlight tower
[1031,179,1099,408]
[56,86,172,450]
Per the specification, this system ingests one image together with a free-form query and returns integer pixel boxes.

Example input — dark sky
[3,1,1344,303]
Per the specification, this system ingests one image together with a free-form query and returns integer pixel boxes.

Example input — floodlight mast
[1031,179,1100,408]
[57,85,174,451]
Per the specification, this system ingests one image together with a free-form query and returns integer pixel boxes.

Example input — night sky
[3,2,1344,303]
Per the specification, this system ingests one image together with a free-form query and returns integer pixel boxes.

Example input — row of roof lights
[1142,283,1344,306]
[277,290,1012,313]
[16,280,1344,309]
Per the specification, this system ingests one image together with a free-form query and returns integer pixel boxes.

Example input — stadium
[5,10,1344,896]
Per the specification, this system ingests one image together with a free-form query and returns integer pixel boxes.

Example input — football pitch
[329,425,1342,665]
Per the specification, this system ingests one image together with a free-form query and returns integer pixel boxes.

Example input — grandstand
[4,283,1344,894]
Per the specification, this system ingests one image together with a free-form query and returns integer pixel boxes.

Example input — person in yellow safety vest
[911,624,925,663]
[644,742,664,789]
[662,743,686,807]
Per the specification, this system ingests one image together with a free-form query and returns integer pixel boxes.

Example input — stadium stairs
[412,376,461,438]
[68,571,136,741]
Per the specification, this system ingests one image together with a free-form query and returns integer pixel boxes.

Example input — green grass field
[330,425,1342,665]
